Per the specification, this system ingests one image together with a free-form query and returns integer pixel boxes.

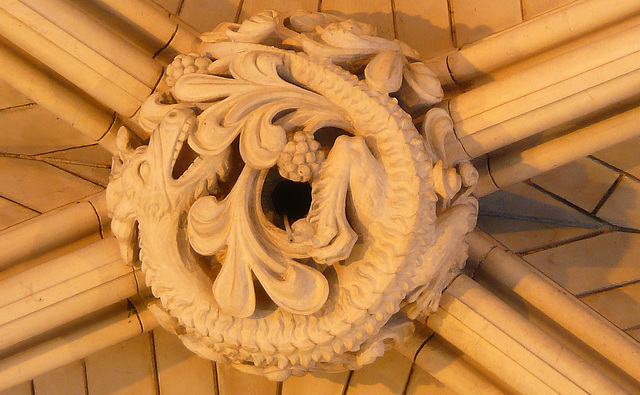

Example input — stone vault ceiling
[0,0,639,393]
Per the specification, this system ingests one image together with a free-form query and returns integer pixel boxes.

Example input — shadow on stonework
[475,174,640,333]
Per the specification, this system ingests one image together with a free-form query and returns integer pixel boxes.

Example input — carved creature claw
[299,135,385,264]
[405,200,478,319]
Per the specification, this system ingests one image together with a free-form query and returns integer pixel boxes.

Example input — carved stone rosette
[106,10,478,380]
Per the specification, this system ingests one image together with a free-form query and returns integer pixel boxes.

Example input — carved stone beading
[106,9,478,380]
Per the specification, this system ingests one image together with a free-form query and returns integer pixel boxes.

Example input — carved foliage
[107,9,478,380]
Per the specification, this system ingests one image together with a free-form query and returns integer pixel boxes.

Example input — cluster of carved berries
[277,131,326,183]
[166,53,212,87]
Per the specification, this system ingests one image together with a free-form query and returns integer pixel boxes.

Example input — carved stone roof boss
[106,10,478,380]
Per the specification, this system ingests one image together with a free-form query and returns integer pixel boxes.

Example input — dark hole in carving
[252,279,278,319]
[283,16,294,30]
[313,126,351,148]
[271,179,312,224]
[172,140,199,179]
[272,108,296,123]
[262,167,312,229]
[215,137,243,199]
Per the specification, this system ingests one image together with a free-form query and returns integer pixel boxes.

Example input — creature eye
[138,161,150,182]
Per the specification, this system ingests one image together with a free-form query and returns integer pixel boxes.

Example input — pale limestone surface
[281,370,350,395]
[107,9,477,380]
[217,363,279,395]
[0,105,96,155]
[321,0,395,39]
[478,182,601,226]
[35,145,113,187]
[628,328,640,342]
[346,349,413,395]
[179,0,241,32]
[594,136,640,179]
[523,232,640,295]
[450,0,523,46]
[1,0,640,393]
[33,361,86,395]
[0,383,31,395]
[84,333,157,395]
[598,176,640,229]
[153,328,218,395]
[0,79,31,109]
[523,0,577,18]
[580,282,640,330]
[477,215,599,253]
[0,197,38,230]
[529,157,620,212]
[0,157,102,212]
[153,0,181,14]
[405,367,459,395]
[394,0,454,59]
[240,0,319,20]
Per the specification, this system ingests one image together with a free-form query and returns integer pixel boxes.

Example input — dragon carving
[107,10,478,380]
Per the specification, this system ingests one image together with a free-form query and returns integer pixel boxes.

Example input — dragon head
[106,107,229,264]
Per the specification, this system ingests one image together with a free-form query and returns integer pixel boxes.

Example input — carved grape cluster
[166,53,213,87]
[277,131,326,182]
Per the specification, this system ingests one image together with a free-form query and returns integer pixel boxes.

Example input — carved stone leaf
[299,33,379,71]
[237,107,286,168]
[175,50,346,168]
[299,20,401,71]
[172,73,255,103]
[228,50,291,87]
[187,186,256,317]
[188,91,338,167]
[320,20,386,49]
[422,107,453,164]
[189,168,329,317]
[397,40,421,60]
[399,62,444,108]
[364,50,404,93]
[187,195,229,256]
[215,241,256,318]
[288,9,343,33]
[201,22,240,43]
[227,10,278,44]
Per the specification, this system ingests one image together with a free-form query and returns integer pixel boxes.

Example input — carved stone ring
[107,10,478,380]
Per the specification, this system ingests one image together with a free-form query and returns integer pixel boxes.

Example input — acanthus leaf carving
[189,168,330,318]
[364,50,405,93]
[107,8,478,381]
